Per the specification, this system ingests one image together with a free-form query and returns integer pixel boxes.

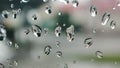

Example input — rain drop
[44,45,52,55]
[2,10,9,19]
[32,25,42,37]
[90,5,97,17]
[0,25,7,41]
[84,38,93,48]
[64,63,68,68]
[55,26,62,37]
[0,63,5,68]
[32,14,37,20]
[66,25,75,42]
[72,0,79,7]
[56,51,62,58]
[95,51,103,59]
[45,6,52,14]
[110,20,116,30]
[101,12,111,25]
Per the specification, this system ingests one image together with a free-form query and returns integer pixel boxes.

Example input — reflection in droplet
[64,63,68,68]
[66,25,75,42]
[90,5,97,17]
[45,6,52,14]
[110,20,116,30]
[84,38,93,48]
[0,25,7,41]
[44,45,52,55]
[32,25,42,37]
[95,51,103,59]
[2,10,9,19]
[101,12,111,25]
[56,51,62,58]
[72,0,79,7]
[55,26,62,37]
[0,63,5,68]
[32,14,37,20]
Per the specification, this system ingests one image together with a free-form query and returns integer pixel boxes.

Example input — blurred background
[0,0,120,68]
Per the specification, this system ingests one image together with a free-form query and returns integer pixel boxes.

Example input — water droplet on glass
[44,45,52,55]
[56,41,60,47]
[84,38,93,48]
[32,25,42,37]
[56,51,62,58]
[43,0,48,2]
[63,24,66,27]
[90,5,97,17]
[0,25,6,41]
[8,40,13,46]
[2,10,9,19]
[101,12,111,25]
[24,29,30,35]
[45,6,52,14]
[15,43,19,49]
[60,0,69,5]
[0,63,5,68]
[117,1,120,6]
[112,7,116,10]
[95,51,103,59]
[58,12,62,16]
[20,0,30,3]
[32,14,37,20]
[12,10,18,19]
[110,20,116,30]
[55,26,62,37]
[10,4,14,9]
[44,28,48,35]
[72,0,79,7]
[66,25,75,42]
[13,60,18,66]
[64,63,68,68]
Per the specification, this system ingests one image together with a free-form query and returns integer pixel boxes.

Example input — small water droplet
[117,1,120,6]
[101,12,111,25]
[8,40,13,46]
[55,26,62,37]
[0,63,5,68]
[2,10,9,19]
[56,51,62,58]
[0,25,6,41]
[56,41,60,47]
[92,28,96,33]
[32,14,37,20]
[45,6,52,14]
[44,45,52,55]
[90,5,97,17]
[13,60,18,66]
[10,4,14,9]
[20,0,30,3]
[95,51,103,59]
[60,0,69,5]
[44,28,48,35]
[15,43,19,49]
[43,0,48,2]
[12,10,18,19]
[32,25,42,37]
[84,38,93,48]
[72,0,79,7]
[66,25,75,42]
[63,24,66,27]
[110,20,116,30]
[112,7,116,10]
[58,12,62,15]
[64,63,68,68]
[24,29,30,35]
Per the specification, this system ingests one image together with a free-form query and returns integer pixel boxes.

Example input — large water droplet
[64,63,68,68]
[2,10,9,19]
[72,0,79,7]
[45,6,52,14]
[90,5,97,17]
[55,26,62,37]
[0,25,7,41]
[56,51,62,58]
[95,51,103,59]
[84,38,93,48]
[0,63,5,68]
[66,25,75,42]
[32,25,42,37]
[101,12,111,25]
[110,20,116,30]
[44,45,52,55]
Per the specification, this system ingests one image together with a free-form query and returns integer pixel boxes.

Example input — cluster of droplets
[66,25,75,42]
